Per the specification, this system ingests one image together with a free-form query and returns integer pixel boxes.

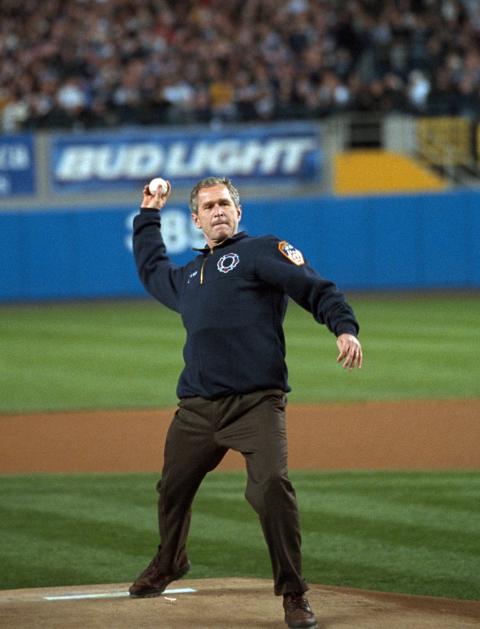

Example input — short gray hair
[189,177,241,214]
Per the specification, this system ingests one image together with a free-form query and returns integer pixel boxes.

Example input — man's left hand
[336,334,363,370]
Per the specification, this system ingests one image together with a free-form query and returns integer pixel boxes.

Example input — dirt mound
[1,578,479,628]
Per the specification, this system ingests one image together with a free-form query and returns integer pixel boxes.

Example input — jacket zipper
[200,250,213,285]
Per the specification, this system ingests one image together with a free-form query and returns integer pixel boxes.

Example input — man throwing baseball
[129,177,363,628]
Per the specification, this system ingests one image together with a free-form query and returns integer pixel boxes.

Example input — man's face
[192,184,242,248]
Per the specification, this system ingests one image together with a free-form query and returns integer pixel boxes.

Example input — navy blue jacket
[133,209,359,399]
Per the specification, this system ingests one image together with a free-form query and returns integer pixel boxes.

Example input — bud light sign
[50,124,321,192]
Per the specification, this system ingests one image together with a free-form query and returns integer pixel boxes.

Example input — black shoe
[129,552,191,598]
[283,592,317,628]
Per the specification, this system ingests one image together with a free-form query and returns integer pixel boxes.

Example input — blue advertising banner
[0,133,35,196]
[50,123,322,193]
[1,190,479,302]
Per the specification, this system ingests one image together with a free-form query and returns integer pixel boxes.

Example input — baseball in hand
[148,177,168,195]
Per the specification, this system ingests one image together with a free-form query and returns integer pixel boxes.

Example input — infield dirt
[1,399,479,473]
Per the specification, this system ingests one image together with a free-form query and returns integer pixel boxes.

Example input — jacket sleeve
[132,209,185,312]
[254,236,359,337]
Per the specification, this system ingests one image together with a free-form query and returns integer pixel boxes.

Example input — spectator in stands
[1,0,480,131]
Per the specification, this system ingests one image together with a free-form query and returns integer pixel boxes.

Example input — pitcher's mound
[1,577,479,628]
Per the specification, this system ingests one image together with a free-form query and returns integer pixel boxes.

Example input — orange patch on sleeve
[278,240,305,265]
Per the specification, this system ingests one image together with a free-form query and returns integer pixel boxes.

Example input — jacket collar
[193,231,248,254]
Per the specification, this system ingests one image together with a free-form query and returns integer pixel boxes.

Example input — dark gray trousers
[154,389,307,595]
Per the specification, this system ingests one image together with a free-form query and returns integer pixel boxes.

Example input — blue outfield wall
[1,190,479,302]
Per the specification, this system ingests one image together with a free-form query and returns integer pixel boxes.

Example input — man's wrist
[336,327,358,338]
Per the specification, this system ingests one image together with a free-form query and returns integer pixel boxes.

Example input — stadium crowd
[1,0,480,131]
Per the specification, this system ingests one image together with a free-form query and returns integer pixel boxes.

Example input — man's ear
[237,205,242,221]
[191,213,201,229]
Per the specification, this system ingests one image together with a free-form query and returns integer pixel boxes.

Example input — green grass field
[0,295,479,598]
[0,471,479,599]
[0,294,479,412]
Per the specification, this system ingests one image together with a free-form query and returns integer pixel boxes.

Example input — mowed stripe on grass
[0,471,479,600]
[0,295,479,412]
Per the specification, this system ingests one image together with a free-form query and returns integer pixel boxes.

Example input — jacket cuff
[335,324,359,337]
